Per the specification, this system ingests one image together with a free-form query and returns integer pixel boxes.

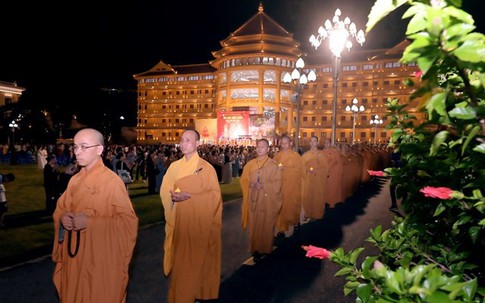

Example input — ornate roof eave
[133,60,177,79]
[221,33,299,47]
[210,3,302,67]
[134,63,216,78]
[212,44,301,59]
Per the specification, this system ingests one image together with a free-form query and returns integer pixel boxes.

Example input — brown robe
[240,156,282,254]
[301,149,329,219]
[52,159,138,303]
[161,154,222,303]
[273,150,302,232]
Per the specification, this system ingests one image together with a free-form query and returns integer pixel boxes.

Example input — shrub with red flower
[419,186,453,200]
[301,245,332,259]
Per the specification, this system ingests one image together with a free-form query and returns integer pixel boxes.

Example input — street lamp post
[283,57,316,151]
[345,98,365,144]
[370,114,383,144]
[9,120,19,145]
[309,8,365,146]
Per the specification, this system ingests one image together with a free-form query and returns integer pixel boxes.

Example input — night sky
[1,0,483,126]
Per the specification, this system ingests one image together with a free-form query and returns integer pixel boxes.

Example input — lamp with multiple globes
[282,57,317,151]
[309,8,365,146]
[345,98,365,144]
[370,114,383,145]
[8,120,19,145]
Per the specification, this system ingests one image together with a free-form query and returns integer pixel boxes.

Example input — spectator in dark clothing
[58,159,79,195]
[155,150,167,193]
[135,149,147,182]
[44,154,61,214]
[145,149,158,194]
[209,149,222,183]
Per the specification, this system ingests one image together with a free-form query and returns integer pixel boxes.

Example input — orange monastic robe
[161,153,222,303]
[301,149,329,219]
[240,156,282,254]
[322,147,344,207]
[273,149,302,232]
[52,159,138,303]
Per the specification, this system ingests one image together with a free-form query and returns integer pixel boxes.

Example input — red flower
[414,70,423,79]
[301,245,332,259]
[367,170,387,177]
[420,186,453,200]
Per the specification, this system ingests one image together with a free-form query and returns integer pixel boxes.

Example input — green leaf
[356,283,372,302]
[452,39,485,63]
[430,131,448,156]
[335,267,354,276]
[433,203,446,216]
[366,0,408,33]
[426,92,447,118]
[350,247,365,264]
[362,256,378,278]
[462,279,478,300]
[469,226,480,243]
[426,290,454,303]
[344,281,360,296]
[462,125,481,156]
[449,105,476,119]
[407,11,428,36]
[473,143,485,154]
[417,55,439,77]
[385,271,403,294]
[443,6,475,25]
[370,225,383,239]
[443,23,475,42]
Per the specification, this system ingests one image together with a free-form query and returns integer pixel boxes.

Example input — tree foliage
[329,0,485,302]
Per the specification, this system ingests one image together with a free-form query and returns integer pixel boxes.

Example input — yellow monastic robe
[161,153,222,303]
[240,156,282,254]
[322,147,344,207]
[340,151,354,200]
[52,158,138,303]
[301,149,329,219]
[273,149,302,232]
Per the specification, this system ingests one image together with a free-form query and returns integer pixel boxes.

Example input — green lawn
[0,164,242,268]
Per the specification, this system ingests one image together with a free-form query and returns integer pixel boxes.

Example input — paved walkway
[0,178,397,303]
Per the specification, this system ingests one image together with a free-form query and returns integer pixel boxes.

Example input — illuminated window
[264,70,276,83]
[231,89,258,99]
[263,89,275,102]
[231,70,259,83]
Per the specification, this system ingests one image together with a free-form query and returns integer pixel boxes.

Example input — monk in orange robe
[161,129,222,303]
[52,128,138,303]
[240,139,282,262]
[340,143,355,200]
[322,139,344,207]
[273,135,303,236]
[301,136,329,220]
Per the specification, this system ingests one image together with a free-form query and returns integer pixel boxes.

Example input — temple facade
[134,4,423,147]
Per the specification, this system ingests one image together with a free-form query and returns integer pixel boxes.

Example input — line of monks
[240,135,392,262]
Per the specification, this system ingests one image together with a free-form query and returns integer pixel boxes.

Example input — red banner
[217,111,249,140]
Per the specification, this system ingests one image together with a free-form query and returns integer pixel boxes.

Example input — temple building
[134,3,423,147]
